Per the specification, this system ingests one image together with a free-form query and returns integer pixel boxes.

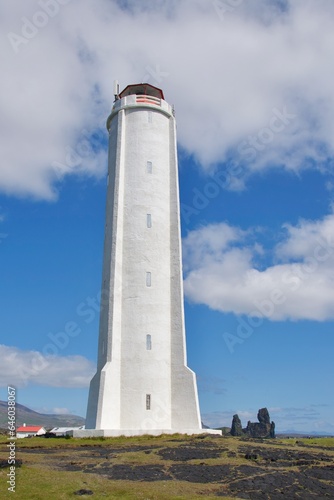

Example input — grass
[279,437,334,448]
[1,434,333,499]
[2,466,236,500]
[0,466,238,500]
[0,434,235,499]
[0,433,191,449]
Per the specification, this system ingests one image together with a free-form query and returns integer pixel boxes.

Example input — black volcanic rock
[270,421,276,438]
[231,407,275,439]
[258,407,270,424]
[244,420,271,438]
[231,414,243,436]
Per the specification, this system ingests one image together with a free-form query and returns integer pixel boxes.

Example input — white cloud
[201,410,235,429]
[1,0,334,198]
[182,222,248,271]
[0,345,95,388]
[32,406,72,415]
[50,407,72,415]
[183,210,334,321]
[276,210,334,260]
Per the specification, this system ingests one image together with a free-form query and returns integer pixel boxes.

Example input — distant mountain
[0,400,85,430]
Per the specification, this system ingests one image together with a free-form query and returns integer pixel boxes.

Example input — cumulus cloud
[0,345,95,388]
[49,407,72,415]
[183,210,334,321]
[182,223,248,271]
[1,0,334,198]
[32,406,72,415]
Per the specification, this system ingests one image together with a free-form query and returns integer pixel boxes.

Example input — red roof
[17,426,44,432]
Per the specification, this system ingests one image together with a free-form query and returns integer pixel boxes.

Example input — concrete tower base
[70,428,222,438]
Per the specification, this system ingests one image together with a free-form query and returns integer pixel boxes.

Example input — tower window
[146,334,152,350]
[147,161,152,174]
[147,214,152,228]
[146,272,151,287]
[146,394,151,410]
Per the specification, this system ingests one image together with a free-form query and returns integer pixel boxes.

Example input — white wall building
[50,426,85,436]
[74,84,221,437]
[16,424,46,438]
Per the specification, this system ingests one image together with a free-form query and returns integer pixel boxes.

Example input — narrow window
[148,111,152,123]
[146,214,152,228]
[146,334,152,350]
[102,340,105,355]
[146,394,151,410]
[107,174,109,186]
[147,161,152,174]
[146,272,151,287]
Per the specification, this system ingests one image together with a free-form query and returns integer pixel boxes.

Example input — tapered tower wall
[83,88,214,435]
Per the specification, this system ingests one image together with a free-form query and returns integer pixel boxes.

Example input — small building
[16,424,46,438]
[49,426,85,436]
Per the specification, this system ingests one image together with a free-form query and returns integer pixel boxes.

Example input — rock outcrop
[231,414,243,436]
[230,407,275,438]
[258,408,270,424]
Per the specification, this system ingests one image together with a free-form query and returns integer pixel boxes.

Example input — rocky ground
[4,434,333,499]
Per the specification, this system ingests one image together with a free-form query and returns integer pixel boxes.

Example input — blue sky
[1,0,334,433]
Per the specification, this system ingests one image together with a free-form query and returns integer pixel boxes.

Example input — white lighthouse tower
[75,83,220,437]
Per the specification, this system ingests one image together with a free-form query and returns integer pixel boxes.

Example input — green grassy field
[280,436,334,447]
[0,434,333,499]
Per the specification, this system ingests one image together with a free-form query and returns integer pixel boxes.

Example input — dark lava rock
[304,464,334,481]
[170,464,231,483]
[238,465,265,475]
[231,414,243,436]
[258,408,270,424]
[244,421,274,439]
[94,464,172,482]
[158,445,222,461]
[74,490,94,496]
[231,408,276,439]
[239,445,331,467]
[224,470,334,499]
[245,453,258,460]
[270,421,275,438]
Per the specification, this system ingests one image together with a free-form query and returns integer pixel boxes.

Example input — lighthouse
[75,83,221,436]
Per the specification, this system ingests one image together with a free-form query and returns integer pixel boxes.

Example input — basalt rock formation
[231,414,243,436]
[231,407,275,438]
